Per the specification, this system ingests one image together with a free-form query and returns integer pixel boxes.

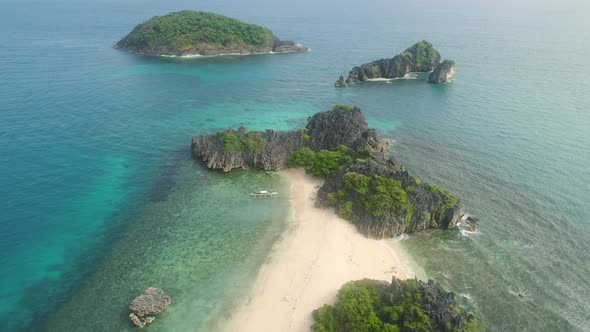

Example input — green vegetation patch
[288,145,353,177]
[301,128,312,142]
[217,130,266,153]
[400,41,438,69]
[119,11,275,51]
[332,104,353,111]
[427,184,459,209]
[287,145,371,178]
[312,279,486,332]
[442,59,456,66]
[328,172,414,222]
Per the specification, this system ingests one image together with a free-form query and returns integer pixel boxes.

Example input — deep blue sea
[1,0,589,331]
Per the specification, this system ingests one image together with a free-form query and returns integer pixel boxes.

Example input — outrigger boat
[249,190,278,198]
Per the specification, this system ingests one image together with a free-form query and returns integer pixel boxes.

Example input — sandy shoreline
[225,169,413,332]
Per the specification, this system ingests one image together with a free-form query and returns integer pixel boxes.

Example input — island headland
[311,277,485,332]
[114,11,309,57]
[428,59,457,83]
[194,106,483,331]
[192,105,462,238]
[335,41,455,86]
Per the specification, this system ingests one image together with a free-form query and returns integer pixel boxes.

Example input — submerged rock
[429,59,456,83]
[335,41,441,86]
[272,37,308,53]
[128,288,171,329]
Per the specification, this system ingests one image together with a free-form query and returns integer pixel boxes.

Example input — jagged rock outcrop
[384,278,471,329]
[272,37,308,53]
[316,158,462,238]
[304,107,388,153]
[128,288,171,329]
[335,41,443,86]
[192,127,303,172]
[191,106,387,172]
[312,277,484,331]
[429,59,456,83]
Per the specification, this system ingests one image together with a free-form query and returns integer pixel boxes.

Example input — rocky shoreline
[428,59,457,83]
[192,106,463,238]
[335,41,455,86]
[115,36,308,57]
[316,157,462,238]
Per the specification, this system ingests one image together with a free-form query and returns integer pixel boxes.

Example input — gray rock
[466,215,480,224]
[335,41,441,86]
[429,59,456,83]
[335,75,346,87]
[128,288,171,328]
[272,37,309,53]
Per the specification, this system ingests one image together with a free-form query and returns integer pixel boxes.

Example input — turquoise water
[1,0,589,331]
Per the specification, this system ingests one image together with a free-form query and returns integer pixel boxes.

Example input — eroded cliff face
[428,60,456,83]
[191,127,303,172]
[316,158,462,239]
[191,107,387,172]
[272,37,309,53]
[335,41,441,87]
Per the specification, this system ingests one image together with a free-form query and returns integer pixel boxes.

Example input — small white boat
[250,190,278,198]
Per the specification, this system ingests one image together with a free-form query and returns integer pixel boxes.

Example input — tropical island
[193,106,483,331]
[114,11,309,57]
[335,41,456,86]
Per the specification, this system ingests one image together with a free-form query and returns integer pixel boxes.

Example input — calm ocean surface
[1,0,589,331]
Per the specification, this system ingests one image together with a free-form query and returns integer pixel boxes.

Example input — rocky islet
[336,41,455,86]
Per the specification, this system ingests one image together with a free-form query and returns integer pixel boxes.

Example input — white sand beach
[225,168,413,332]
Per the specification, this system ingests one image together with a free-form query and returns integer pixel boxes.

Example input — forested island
[312,278,485,332]
[335,41,456,86]
[192,105,463,238]
[114,11,308,56]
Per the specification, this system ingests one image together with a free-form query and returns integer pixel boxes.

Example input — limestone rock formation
[429,59,456,83]
[128,288,171,329]
[335,41,441,86]
[129,314,155,329]
[272,37,308,53]
[191,106,387,172]
[316,158,462,238]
